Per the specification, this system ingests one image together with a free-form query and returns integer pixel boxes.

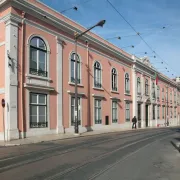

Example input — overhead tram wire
[106,0,178,77]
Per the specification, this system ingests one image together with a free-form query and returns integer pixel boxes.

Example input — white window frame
[162,106,165,119]
[157,86,160,100]
[137,77,141,94]
[174,108,176,118]
[152,82,155,99]
[157,106,160,119]
[112,100,118,123]
[70,96,82,126]
[94,99,102,124]
[69,52,81,84]
[145,79,148,95]
[111,68,118,92]
[125,73,130,94]
[125,102,130,122]
[93,61,102,89]
[162,88,164,101]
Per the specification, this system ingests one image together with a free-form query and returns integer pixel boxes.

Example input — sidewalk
[0,126,160,147]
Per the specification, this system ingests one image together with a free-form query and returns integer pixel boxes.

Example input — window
[170,107,172,118]
[125,73,130,94]
[30,93,47,128]
[94,62,102,88]
[70,53,80,84]
[153,105,155,120]
[30,37,47,77]
[157,106,160,119]
[145,79,148,95]
[162,88,164,100]
[71,97,81,126]
[137,77,141,94]
[162,106,164,119]
[137,104,141,121]
[174,108,176,118]
[152,82,155,99]
[157,86,160,100]
[112,68,117,91]
[125,102,130,122]
[94,99,102,124]
[174,92,176,103]
[112,101,118,123]
[166,89,168,101]
[170,92,172,102]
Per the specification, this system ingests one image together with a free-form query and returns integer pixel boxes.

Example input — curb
[0,126,176,147]
[171,140,180,152]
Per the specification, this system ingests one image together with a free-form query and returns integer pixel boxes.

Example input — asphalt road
[0,127,180,180]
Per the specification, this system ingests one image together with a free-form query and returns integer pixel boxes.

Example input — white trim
[67,90,85,97]
[92,94,105,99]
[27,34,50,80]
[69,51,82,84]
[124,72,130,94]
[24,83,55,91]
[93,98,102,126]
[110,67,118,92]
[111,99,118,124]
[25,74,52,82]
[25,89,51,137]
[68,95,83,128]
[0,88,5,94]
[93,60,103,89]
[0,41,5,47]
[68,82,84,87]
[56,37,63,133]
[93,87,104,91]
[0,132,5,141]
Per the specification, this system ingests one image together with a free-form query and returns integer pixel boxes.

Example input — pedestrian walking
[132,116,137,129]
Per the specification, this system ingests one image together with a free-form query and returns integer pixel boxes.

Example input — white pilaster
[141,74,144,127]
[132,66,137,117]
[56,37,64,133]
[4,18,19,140]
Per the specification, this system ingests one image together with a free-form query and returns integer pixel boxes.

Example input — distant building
[0,0,179,141]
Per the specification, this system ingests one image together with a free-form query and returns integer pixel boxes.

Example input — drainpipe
[21,11,25,138]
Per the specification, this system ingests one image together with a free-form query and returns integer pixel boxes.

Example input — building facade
[0,0,179,141]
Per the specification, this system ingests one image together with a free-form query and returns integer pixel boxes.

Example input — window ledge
[26,74,52,82]
[93,87,104,91]
[68,82,84,87]
[124,93,131,96]
[111,90,119,94]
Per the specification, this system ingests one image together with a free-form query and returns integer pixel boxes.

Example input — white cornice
[10,0,133,65]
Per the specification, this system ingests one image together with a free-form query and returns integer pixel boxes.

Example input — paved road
[0,127,179,180]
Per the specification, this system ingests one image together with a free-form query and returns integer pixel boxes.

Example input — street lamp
[74,20,106,134]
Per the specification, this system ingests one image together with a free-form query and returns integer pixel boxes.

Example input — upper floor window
[137,77,141,94]
[94,61,102,88]
[30,37,47,77]
[174,92,176,103]
[152,82,155,98]
[166,89,168,101]
[112,68,117,91]
[70,53,80,84]
[170,91,172,102]
[157,86,160,99]
[145,79,148,95]
[125,73,130,94]
[162,88,164,100]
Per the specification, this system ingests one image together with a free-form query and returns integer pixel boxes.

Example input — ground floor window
[137,104,141,121]
[153,105,155,120]
[30,93,47,128]
[125,102,130,122]
[94,99,102,124]
[112,101,118,123]
[170,107,172,118]
[71,97,81,126]
[162,106,165,119]
[174,108,176,118]
[157,106,160,119]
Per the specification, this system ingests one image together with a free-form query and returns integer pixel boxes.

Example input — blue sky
[40,0,180,78]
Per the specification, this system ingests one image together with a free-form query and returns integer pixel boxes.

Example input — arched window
[170,91,172,102]
[145,79,148,95]
[112,68,117,91]
[162,88,164,100]
[152,82,155,98]
[70,53,80,83]
[94,61,101,88]
[125,73,130,93]
[137,77,141,94]
[30,37,47,77]
[157,86,160,99]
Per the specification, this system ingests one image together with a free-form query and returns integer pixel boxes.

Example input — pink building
[0,0,179,141]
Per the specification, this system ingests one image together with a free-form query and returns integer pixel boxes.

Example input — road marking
[88,133,174,180]
[45,131,172,180]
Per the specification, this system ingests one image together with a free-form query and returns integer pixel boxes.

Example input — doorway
[145,105,148,127]
[137,104,141,128]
